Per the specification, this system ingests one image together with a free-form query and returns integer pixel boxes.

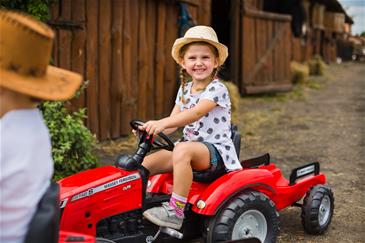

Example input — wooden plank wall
[231,1,292,95]
[323,30,337,63]
[291,35,313,63]
[313,29,322,56]
[312,28,337,64]
[303,34,313,62]
[50,0,210,140]
[291,37,302,62]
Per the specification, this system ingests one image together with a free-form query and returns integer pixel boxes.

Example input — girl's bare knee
[172,142,193,165]
[142,150,173,175]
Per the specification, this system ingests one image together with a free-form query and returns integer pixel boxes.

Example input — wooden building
[50,0,352,140]
[315,0,352,63]
[49,0,210,140]
[226,0,293,95]
[263,0,353,64]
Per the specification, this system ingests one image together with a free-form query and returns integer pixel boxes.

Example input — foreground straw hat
[171,25,228,66]
[0,10,82,101]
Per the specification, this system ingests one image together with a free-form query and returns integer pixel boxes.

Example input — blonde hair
[178,41,219,104]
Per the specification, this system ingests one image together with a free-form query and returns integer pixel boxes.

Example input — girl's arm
[163,100,216,128]
[162,104,181,135]
[142,100,216,135]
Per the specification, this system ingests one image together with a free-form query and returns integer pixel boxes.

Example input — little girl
[140,25,242,230]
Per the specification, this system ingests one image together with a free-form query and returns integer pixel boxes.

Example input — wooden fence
[292,35,313,63]
[230,1,292,94]
[49,0,210,140]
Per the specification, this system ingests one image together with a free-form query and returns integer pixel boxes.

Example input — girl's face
[181,44,218,82]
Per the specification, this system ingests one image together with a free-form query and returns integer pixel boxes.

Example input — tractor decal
[71,173,140,202]
[60,198,68,208]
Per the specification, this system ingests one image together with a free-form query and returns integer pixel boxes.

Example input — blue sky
[338,0,365,35]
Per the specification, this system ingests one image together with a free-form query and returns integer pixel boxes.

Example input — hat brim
[0,65,82,101]
[171,37,228,66]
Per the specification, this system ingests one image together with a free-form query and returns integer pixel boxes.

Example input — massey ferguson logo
[71,173,140,202]
[60,198,68,208]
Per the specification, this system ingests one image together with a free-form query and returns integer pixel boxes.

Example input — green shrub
[2,0,99,180]
[0,0,52,21]
[40,100,99,181]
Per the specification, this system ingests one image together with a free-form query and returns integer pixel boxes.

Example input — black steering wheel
[130,120,175,151]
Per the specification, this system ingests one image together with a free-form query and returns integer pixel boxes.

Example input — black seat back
[24,182,60,243]
[231,124,241,159]
[193,124,241,183]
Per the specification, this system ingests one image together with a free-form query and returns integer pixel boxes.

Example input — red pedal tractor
[57,120,334,243]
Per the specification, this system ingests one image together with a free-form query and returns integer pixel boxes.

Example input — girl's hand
[141,120,166,136]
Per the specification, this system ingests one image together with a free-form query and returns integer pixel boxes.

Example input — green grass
[307,79,321,89]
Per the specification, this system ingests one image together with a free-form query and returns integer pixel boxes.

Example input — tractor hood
[58,166,143,235]
[58,166,140,201]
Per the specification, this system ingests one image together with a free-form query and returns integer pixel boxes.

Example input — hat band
[1,62,46,77]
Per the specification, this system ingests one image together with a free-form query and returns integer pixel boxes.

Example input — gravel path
[238,62,365,243]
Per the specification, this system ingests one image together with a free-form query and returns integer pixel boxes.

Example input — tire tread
[206,191,279,243]
[301,185,334,234]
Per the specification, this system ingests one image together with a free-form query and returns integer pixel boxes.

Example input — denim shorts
[202,142,222,167]
[193,142,226,182]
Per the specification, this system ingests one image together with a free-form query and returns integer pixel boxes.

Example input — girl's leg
[143,142,210,230]
[142,149,173,176]
[171,142,210,197]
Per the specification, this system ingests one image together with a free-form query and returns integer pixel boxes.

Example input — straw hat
[0,10,82,101]
[171,25,228,65]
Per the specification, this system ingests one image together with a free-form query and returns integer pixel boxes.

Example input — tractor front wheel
[301,184,334,234]
[206,191,279,243]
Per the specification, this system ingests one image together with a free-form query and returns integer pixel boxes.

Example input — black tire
[301,184,334,234]
[206,191,280,243]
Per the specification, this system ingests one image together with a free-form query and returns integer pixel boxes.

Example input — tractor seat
[240,153,271,168]
[231,124,241,159]
[193,124,241,183]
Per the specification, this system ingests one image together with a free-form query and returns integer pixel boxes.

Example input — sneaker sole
[143,211,183,230]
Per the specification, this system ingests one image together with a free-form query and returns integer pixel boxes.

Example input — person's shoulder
[182,80,193,88]
[2,109,48,145]
[207,79,228,92]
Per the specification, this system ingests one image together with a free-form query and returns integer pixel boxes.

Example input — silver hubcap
[232,210,267,242]
[319,195,331,226]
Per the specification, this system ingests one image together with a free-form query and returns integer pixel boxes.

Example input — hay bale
[308,55,327,75]
[317,56,327,75]
[290,61,309,83]
[222,81,240,124]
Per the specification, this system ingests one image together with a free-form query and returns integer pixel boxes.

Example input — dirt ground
[96,62,365,242]
[238,62,365,243]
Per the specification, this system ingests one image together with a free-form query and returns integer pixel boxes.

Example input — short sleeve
[175,85,183,106]
[200,81,230,109]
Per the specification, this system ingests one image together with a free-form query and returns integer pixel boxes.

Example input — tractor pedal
[160,227,184,239]
[145,227,183,243]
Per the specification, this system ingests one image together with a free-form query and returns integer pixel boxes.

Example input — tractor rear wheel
[301,184,334,234]
[206,191,279,243]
